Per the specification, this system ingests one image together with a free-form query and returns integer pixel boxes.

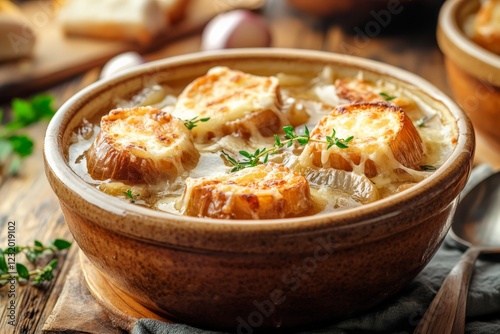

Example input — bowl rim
[44,48,474,238]
[437,0,500,86]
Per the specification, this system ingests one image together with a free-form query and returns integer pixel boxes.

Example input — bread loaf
[473,0,500,54]
[58,0,166,45]
[0,1,36,61]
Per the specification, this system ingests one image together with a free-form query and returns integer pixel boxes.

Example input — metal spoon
[414,170,500,334]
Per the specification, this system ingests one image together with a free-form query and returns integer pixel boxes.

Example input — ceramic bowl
[44,49,474,330]
[437,0,500,150]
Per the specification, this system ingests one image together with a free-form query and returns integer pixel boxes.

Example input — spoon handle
[413,247,481,334]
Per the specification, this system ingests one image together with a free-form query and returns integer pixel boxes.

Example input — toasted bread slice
[473,0,500,54]
[180,163,312,219]
[299,102,424,178]
[173,66,286,143]
[334,77,418,112]
[58,0,166,45]
[86,106,199,184]
[0,1,36,61]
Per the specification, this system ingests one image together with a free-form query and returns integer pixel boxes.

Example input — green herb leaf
[34,240,43,248]
[181,116,210,130]
[7,135,34,157]
[48,258,58,270]
[416,114,436,128]
[379,92,396,101]
[0,94,56,177]
[11,246,22,255]
[16,263,30,280]
[124,189,136,202]
[52,239,72,250]
[6,95,56,130]
[239,150,252,158]
[222,125,353,172]
[31,94,57,120]
[0,249,8,274]
[420,165,437,171]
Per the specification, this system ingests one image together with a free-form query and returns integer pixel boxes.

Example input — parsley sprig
[0,239,72,284]
[222,125,353,172]
[182,116,210,130]
[0,94,56,176]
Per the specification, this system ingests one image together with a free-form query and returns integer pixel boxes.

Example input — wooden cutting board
[0,0,265,101]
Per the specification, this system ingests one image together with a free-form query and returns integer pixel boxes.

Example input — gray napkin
[133,166,500,334]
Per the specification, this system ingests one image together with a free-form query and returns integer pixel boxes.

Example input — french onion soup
[68,66,457,219]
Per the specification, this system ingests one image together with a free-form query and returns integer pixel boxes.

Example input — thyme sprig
[379,92,396,101]
[416,114,436,128]
[222,125,353,172]
[0,239,72,285]
[182,116,210,130]
[0,259,59,284]
[124,189,136,202]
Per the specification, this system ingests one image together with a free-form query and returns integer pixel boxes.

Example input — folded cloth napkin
[133,166,500,334]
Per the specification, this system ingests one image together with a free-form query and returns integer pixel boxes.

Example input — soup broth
[68,66,457,219]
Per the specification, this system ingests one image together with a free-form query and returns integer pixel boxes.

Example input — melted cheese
[172,66,287,142]
[299,102,424,180]
[179,163,313,219]
[85,106,199,184]
[68,66,458,218]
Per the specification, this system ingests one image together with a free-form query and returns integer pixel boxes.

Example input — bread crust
[299,102,424,178]
[181,163,313,219]
[86,106,199,184]
[473,0,500,54]
[173,66,286,143]
[58,0,166,45]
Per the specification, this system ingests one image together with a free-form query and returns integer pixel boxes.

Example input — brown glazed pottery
[44,49,474,331]
[437,0,500,151]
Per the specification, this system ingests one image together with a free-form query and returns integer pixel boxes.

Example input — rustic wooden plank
[0,1,498,333]
[0,118,75,334]
[0,63,102,333]
[0,0,266,102]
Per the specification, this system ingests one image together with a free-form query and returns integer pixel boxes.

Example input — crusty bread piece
[173,66,286,143]
[0,1,36,61]
[180,162,313,219]
[58,0,166,45]
[299,102,423,178]
[86,106,199,184]
[334,77,418,113]
[473,0,500,54]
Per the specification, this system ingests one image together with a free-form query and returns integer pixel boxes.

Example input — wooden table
[1,0,499,333]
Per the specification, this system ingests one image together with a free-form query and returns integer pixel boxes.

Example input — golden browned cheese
[473,0,500,54]
[173,66,286,143]
[299,102,424,178]
[180,163,313,219]
[86,106,199,184]
[334,78,418,112]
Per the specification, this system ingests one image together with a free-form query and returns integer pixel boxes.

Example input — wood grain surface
[0,0,265,101]
[0,0,499,333]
